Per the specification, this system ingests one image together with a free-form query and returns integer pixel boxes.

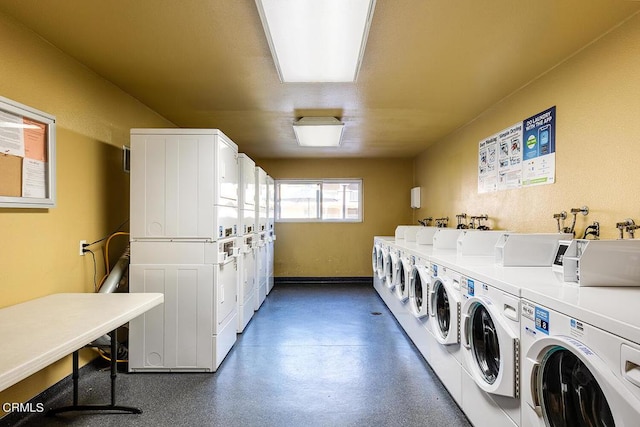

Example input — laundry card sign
[535,307,550,335]
[478,106,556,194]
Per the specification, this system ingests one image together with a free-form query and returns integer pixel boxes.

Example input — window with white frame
[275,179,363,222]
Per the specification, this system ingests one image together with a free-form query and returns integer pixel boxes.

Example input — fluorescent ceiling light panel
[256,0,376,82]
[293,117,344,147]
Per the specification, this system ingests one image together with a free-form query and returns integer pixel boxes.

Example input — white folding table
[0,293,164,415]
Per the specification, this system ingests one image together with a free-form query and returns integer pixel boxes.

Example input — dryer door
[429,277,460,345]
[524,336,640,427]
[408,265,429,318]
[462,296,518,397]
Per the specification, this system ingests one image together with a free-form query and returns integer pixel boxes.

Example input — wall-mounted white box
[410,187,421,209]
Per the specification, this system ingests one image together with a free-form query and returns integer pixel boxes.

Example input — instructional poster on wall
[478,106,555,193]
[478,135,498,193]
[522,106,556,187]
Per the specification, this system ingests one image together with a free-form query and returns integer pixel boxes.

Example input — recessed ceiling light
[255,0,376,83]
[293,117,344,147]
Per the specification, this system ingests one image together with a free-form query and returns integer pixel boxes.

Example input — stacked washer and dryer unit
[254,167,268,310]
[266,175,276,295]
[375,229,640,427]
[129,129,277,372]
[129,129,240,372]
[238,156,276,328]
[237,154,258,333]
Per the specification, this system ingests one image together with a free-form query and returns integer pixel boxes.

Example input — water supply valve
[565,206,589,236]
[418,217,433,226]
[456,213,468,229]
[616,218,637,239]
[553,211,567,233]
[434,217,449,228]
[582,221,600,240]
[470,214,490,230]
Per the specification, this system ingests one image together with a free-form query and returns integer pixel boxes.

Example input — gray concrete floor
[7,283,471,426]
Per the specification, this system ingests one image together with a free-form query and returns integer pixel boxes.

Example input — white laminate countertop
[0,292,164,392]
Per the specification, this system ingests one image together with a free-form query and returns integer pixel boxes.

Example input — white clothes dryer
[520,297,640,427]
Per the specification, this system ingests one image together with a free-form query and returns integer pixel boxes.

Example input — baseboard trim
[274,277,373,286]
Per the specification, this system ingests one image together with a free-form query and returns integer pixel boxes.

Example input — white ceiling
[0,0,638,159]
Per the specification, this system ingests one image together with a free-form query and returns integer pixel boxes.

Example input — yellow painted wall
[0,12,173,413]
[414,13,640,239]
[256,158,413,277]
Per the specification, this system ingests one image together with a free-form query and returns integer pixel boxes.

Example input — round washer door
[524,336,640,427]
[462,296,518,397]
[429,277,460,345]
[408,264,429,318]
[393,258,410,302]
[376,248,384,279]
[384,252,394,289]
[371,245,378,275]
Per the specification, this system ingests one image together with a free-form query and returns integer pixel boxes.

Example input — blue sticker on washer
[535,307,550,335]
[565,336,594,356]
[467,279,475,296]
[432,265,438,277]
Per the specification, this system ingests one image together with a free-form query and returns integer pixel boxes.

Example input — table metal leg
[47,329,142,416]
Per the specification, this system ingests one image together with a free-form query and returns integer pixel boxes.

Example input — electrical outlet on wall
[79,240,87,256]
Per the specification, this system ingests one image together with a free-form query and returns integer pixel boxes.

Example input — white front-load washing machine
[430,264,463,350]
[372,241,380,276]
[383,243,396,291]
[426,262,464,404]
[373,237,388,283]
[393,248,411,303]
[520,288,640,427]
[129,238,238,372]
[373,238,385,294]
[408,254,431,319]
[460,275,521,427]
